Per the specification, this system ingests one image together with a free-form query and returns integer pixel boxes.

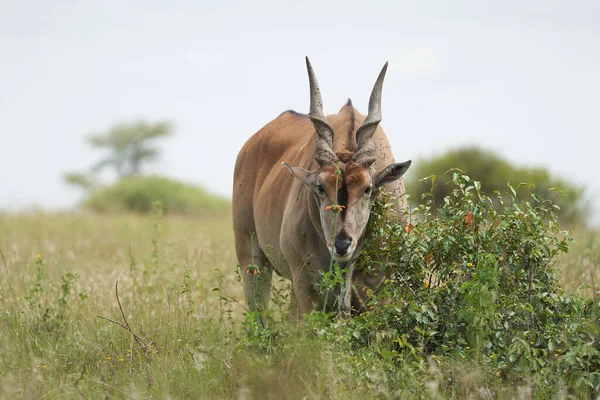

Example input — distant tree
[88,120,173,178]
[64,120,173,191]
[63,172,97,191]
[405,147,589,226]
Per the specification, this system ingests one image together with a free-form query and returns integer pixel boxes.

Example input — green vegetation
[62,119,229,215]
[64,120,174,190]
[1,175,600,398]
[86,120,173,178]
[405,147,589,226]
[83,175,229,215]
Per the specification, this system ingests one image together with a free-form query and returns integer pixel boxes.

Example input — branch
[97,281,155,388]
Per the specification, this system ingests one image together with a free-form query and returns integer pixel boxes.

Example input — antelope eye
[316,185,326,195]
[365,185,373,195]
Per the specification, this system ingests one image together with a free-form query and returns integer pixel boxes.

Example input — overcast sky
[1,1,599,221]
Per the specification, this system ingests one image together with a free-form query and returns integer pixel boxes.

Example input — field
[1,208,599,399]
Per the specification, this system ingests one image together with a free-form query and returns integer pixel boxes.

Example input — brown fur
[335,151,355,163]
[233,101,407,315]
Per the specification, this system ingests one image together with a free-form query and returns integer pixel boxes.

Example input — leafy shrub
[240,172,599,396]
[301,173,600,395]
[83,175,229,215]
[405,147,589,226]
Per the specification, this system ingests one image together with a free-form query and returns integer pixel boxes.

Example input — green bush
[405,147,589,226]
[243,173,600,396]
[83,175,229,215]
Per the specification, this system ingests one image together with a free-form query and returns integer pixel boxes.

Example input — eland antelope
[233,57,411,316]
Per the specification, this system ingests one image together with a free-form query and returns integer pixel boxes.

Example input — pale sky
[1,1,599,221]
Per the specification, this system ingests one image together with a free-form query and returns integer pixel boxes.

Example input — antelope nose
[334,235,352,256]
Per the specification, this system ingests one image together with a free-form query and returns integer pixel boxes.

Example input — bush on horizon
[82,175,229,215]
[405,147,589,227]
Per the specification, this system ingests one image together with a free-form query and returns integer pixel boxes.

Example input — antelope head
[284,57,411,262]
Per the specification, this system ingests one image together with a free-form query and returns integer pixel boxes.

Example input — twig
[97,316,130,331]
[97,280,155,388]
[98,282,148,351]
[115,281,148,350]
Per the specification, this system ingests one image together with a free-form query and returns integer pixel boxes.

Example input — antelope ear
[282,163,312,186]
[375,160,412,188]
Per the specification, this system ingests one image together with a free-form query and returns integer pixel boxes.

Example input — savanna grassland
[0,210,251,398]
[1,187,600,398]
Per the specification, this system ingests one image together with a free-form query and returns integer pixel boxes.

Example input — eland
[232,57,411,316]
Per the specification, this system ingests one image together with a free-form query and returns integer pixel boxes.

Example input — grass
[559,230,600,297]
[0,210,244,398]
[1,209,599,398]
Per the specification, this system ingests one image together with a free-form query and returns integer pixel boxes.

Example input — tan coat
[233,59,411,316]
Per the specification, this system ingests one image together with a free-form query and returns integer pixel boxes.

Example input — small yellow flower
[423,281,429,288]
[42,365,46,369]
[530,341,534,345]
[36,254,41,259]
[489,354,494,359]
[196,283,200,287]
[127,349,131,353]
[467,262,473,267]
[466,346,471,350]
[105,356,111,361]
[554,353,559,358]
[119,358,125,362]
[495,371,501,376]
